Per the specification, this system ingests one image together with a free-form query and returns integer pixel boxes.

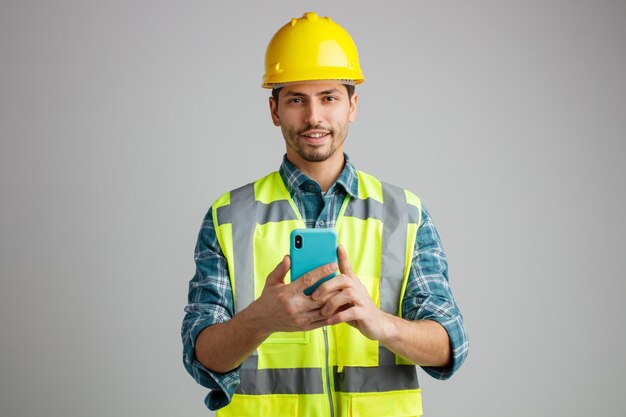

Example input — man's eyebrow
[317,88,343,96]
[282,91,307,97]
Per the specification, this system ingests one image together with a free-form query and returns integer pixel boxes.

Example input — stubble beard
[292,140,336,162]
[283,125,347,163]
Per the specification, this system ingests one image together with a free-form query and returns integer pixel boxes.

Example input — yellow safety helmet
[262,12,365,88]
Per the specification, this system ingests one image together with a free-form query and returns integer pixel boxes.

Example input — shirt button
[318,220,325,227]
[308,184,317,192]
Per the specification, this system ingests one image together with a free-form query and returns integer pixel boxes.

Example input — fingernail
[312,290,320,300]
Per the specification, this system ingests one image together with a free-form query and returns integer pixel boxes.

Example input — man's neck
[286,151,345,192]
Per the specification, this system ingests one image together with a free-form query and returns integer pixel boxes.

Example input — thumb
[265,255,291,287]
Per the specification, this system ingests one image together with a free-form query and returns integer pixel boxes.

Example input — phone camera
[295,235,303,249]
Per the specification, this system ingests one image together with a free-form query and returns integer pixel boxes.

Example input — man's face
[269,82,358,164]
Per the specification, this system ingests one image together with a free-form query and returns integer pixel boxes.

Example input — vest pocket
[343,389,423,417]
[258,331,315,369]
[218,394,298,417]
[264,331,309,344]
[334,323,379,367]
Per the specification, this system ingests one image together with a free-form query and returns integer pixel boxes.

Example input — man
[182,12,468,417]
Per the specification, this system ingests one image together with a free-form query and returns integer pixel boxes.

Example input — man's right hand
[243,255,338,336]
[195,256,338,374]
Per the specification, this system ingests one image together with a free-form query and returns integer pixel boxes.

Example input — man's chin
[298,148,336,163]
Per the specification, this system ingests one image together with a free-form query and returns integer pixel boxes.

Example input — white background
[1,1,625,416]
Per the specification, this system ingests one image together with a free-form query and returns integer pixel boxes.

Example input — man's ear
[269,96,280,126]
[348,93,358,123]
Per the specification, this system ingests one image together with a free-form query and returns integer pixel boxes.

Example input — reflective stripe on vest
[380,182,409,315]
[236,347,420,395]
[228,183,256,313]
[333,346,419,392]
[237,353,324,395]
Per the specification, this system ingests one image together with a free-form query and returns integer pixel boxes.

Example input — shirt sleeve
[181,207,241,410]
[401,205,469,379]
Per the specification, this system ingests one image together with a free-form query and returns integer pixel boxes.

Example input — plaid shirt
[182,155,468,411]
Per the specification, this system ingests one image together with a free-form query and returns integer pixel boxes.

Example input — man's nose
[304,101,322,126]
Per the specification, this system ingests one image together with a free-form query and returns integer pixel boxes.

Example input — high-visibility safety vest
[211,170,424,417]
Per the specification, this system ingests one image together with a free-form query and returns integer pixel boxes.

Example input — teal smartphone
[290,228,338,296]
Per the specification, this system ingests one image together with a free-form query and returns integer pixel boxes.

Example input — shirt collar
[279,153,359,199]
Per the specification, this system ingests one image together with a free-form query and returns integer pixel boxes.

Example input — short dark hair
[271,84,355,104]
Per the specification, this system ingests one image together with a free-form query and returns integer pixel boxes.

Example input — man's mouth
[303,132,327,138]
[299,130,331,142]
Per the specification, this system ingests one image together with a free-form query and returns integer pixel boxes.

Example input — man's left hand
[312,244,393,341]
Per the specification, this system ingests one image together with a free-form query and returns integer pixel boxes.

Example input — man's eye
[288,98,303,104]
[323,96,338,102]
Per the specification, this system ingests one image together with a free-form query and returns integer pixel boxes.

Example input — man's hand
[196,256,339,373]
[311,245,452,367]
[312,245,393,341]
[244,255,339,336]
